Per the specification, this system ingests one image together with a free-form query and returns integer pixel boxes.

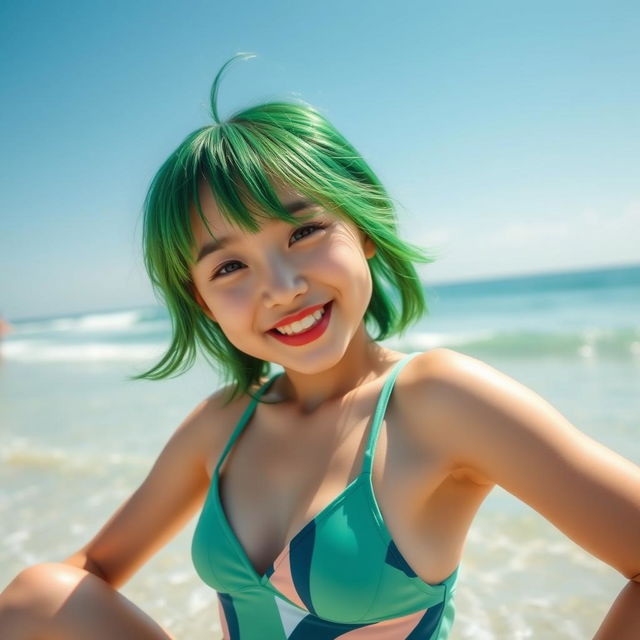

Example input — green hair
[136,53,437,403]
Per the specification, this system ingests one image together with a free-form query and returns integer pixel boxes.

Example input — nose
[260,252,308,308]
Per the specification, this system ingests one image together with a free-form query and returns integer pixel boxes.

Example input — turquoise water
[1,263,639,638]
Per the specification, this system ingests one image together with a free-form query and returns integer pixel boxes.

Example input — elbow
[63,553,110,584]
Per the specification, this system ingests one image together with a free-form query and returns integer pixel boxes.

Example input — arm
[415,349,640,638]
[64,386,234,589]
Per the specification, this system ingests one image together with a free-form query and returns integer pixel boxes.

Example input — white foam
[187,588,214,616]
[52,310,143,332]
[384,329,496,351]
[5,529,30,546]
[12,309,152,336]
[1,340,164,362]
[1,438,151,471]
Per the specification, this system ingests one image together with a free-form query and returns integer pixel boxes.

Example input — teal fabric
[192,352,460,638]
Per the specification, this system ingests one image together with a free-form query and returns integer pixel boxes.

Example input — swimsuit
[192,352,460,639]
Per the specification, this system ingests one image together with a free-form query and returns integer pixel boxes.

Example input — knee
[1,563,89,621]
[0,563,100,639]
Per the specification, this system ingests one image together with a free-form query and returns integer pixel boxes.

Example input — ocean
[1,263,639,639]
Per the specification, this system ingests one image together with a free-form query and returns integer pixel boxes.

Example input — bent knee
[3,563,97,614]
[4,563,175,640]
[1,564,72,638]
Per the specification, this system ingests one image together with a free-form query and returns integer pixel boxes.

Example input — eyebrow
[195,199,317,263]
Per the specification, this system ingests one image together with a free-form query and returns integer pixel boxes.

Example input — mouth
[270,302,327,333]
[267,301,333,346]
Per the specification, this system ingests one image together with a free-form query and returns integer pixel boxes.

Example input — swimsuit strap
[214,351,420,478]
[213,371,283,478]
[361,351,421,476]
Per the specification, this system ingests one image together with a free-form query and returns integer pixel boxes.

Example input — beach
[1,264,639,638]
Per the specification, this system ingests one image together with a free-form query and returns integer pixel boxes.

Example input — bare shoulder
[404,346,556,429]
[180,382,257,473]
[396,348,502,485]
[400,346,483,383]
[396,351,640,583]
[398,346,520,416]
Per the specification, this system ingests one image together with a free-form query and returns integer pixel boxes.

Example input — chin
[282,341,354,374]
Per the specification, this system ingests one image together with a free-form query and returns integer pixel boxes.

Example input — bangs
[192,124,310,239]
[189,101,370,249]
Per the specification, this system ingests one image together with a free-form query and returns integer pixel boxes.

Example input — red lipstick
[271,303,327,330]
[268,301,332,347]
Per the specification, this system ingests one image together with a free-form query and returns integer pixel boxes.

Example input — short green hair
[137,53,437,403]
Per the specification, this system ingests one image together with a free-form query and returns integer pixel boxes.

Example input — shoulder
[396,348,511,485]
[398,347,516,409]
[394,347,482,408]
[169,382,257,473]
[399,347,595,488]
[184,376,272,434]
[398,351,640,582]
[400,347,485,381]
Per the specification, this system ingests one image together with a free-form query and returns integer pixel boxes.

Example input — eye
[210,260,244,280]
[209,223,326,281]
[290,223,326,245]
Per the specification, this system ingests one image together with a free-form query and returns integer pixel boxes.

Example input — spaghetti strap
[213,372,283,478]
[361,351,421,475]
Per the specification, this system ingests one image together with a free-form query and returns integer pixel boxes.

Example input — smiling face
[189,181,377,374]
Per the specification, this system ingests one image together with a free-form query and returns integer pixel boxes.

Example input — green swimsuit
[192,352,460,639]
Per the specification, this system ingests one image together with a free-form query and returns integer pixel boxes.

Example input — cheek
[221,290,251,314]
[201,285,253,327]
[325,242,372,286]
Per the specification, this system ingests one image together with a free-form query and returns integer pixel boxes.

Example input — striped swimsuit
[192,352,460,639]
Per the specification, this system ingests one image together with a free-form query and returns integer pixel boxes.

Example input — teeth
[275,307,325,335]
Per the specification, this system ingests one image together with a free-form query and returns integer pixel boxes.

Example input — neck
[269,327,399,415]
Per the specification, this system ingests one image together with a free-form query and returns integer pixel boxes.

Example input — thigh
[0,563,175,640]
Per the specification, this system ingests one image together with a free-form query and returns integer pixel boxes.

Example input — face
[189,182,376,374]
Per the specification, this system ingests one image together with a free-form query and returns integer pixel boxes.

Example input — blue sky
[1,0,638,320]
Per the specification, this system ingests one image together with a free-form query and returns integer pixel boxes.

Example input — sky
[1,0,638,320]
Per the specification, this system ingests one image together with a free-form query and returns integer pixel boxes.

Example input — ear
[363,235,377,260]
[192,287,217,323]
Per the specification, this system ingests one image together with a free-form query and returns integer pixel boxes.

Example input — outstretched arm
[417,349,640,639]
[63,385,234,588]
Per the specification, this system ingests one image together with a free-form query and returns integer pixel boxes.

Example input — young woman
[1,54,639,640]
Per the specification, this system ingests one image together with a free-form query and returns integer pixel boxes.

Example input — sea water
[1,263,639,639]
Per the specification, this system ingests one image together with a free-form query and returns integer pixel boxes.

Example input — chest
[206,384,488,586]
